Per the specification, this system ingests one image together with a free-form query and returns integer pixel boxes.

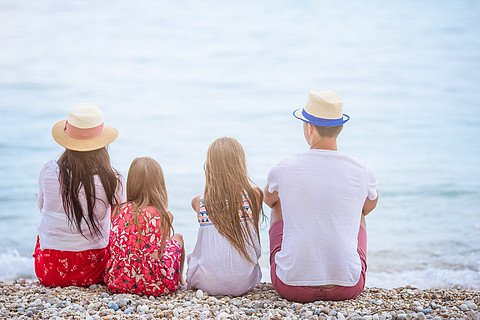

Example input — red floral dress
[104,203,181,296]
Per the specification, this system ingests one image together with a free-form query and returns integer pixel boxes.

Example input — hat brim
[293,108,350,126]
[52,120,119,151]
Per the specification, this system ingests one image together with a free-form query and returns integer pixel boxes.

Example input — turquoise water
[0,0,479,289]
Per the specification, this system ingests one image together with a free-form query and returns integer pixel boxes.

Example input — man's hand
[362,190,379,216]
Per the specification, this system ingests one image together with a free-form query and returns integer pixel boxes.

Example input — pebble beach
[1,280,478,320]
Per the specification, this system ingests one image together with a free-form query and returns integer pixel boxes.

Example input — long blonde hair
[124,157,173,253]
[204,137,264,263]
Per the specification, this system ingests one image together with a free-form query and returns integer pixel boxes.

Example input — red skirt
[33,236,109,287]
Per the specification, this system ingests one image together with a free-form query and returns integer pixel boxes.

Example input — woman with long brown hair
[33,103,125,287]
[105,157,185,296]
[186,137,264,296]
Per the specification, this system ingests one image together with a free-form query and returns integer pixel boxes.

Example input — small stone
[137,305,149,313]
[108,302,119,311]
[196,289,204,299]
[117,299,128,308]
[124,308,132,314]
[253,301,263,309]
[416,312,425,320]
[466,303,477,310]
[338,312,346,319]
[173,309,180,317]
[460,304,469,311]
[372,314,379,320]
[397,314,407,320]
[89,284,98,290]
[245,309,255,316]
[101,293,109,298]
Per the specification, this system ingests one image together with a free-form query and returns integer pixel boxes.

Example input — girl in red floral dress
[104,157,185,296]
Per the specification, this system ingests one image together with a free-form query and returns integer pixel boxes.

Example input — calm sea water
[0,0,479,289]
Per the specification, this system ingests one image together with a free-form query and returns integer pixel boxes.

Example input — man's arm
[362,190,379,216]
[263,184,280,208]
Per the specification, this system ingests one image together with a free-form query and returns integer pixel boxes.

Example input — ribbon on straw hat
[52,103,118,151]
[293,90,350,126]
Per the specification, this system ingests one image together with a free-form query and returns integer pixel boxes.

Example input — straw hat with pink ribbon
[52,103,118,151]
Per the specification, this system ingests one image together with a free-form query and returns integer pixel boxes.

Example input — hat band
[65,121,104,140]
[302,109,347,126]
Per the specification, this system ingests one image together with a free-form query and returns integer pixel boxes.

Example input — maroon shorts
[269,220,367,302]
[33,236,110,287]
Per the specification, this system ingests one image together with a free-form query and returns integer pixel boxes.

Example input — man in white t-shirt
[264,90,379,302]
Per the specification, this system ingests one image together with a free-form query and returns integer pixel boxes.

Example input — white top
[267,149,377,286]
[186,195,262,296]
[36,160,125,251]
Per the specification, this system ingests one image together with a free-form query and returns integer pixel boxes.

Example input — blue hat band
[302,109,349,126]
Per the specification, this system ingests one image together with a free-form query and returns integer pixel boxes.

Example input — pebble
[88,284,98,290]
[137,305,149,313]
[195,289,204,299]
[467,302,477,310]
[107,302,119,311]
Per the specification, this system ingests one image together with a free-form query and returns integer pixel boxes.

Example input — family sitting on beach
[33,90,378,302]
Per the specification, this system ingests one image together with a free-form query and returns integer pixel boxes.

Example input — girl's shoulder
[197,195,212,226]
[247,187,263,199]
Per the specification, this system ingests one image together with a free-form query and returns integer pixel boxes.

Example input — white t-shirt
[267,149,377,286]
[36,160,125,251]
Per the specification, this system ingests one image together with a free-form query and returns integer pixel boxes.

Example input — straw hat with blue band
[293,90,350,126]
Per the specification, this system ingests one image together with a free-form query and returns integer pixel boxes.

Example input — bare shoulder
[191,195,201,213]
[250,186,264,210]
[251,186,263,198]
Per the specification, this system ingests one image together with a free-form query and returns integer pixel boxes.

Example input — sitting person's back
[264,90,379,302]
[34,103,125,288]
[186,137,263,296]
[104,157,185,296]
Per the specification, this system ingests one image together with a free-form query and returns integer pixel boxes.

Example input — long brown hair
[204,137,264,263]
[58,147,121,238]
[125,157,173,253]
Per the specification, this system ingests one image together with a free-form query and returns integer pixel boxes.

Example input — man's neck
[309,138,338,151]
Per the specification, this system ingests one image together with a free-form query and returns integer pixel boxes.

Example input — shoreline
[1,280,479,319]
